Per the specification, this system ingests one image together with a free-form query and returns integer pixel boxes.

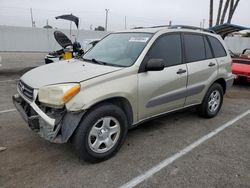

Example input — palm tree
[209,0,214,27]
[220,0,231,24]
[227,0,240,23]
[216,0,223,25]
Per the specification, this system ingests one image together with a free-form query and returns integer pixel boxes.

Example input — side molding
[146,84,205,108]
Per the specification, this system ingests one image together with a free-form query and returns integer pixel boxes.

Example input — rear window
[184,34,206,63]
[208,36,227,58]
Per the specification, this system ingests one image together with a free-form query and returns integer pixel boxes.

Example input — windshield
[83,33,152,67]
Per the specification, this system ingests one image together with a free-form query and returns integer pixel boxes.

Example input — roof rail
[169,25,216,34]
[132,25,169,30]
[131,25,216,34]
[150,25,170,28]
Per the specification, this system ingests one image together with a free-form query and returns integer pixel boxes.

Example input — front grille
[18,80,34,101]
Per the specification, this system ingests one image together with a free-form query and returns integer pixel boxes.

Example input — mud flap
[60,111,86,143]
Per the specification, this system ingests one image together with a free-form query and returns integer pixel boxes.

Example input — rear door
[183,33,218,106]
[138,33,188,120]
[207,35,230,78]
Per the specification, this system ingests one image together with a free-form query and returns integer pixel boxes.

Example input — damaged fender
[55,110,86,143]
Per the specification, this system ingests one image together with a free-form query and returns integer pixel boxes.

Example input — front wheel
[73,103,128,163]
[198,83,224,118]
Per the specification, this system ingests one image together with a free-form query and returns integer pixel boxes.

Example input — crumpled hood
[21,59,123,88]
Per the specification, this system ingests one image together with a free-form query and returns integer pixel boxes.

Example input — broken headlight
[38,83,80,107]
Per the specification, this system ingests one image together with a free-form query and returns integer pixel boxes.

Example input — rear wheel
[198,83,224,118]
[73,103,128,163]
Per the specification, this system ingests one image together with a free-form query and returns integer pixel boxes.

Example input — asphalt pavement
[0,75,249,188]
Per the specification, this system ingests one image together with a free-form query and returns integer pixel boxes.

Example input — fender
[54,110,86,143]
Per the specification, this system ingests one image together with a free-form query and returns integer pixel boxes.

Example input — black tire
[73,103,128,163]
[198,83,224,118]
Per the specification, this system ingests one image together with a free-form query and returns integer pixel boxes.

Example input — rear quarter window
[208,36,227,58]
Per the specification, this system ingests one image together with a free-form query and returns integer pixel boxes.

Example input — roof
[210,23,249,38]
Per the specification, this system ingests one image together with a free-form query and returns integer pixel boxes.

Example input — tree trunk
[220,0,230,24]
[209,0,214,27]
[216,0,223,25]
[227,0,240,23]
[227,0,234,23]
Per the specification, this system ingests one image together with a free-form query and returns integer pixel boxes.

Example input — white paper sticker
[129,37,149,43]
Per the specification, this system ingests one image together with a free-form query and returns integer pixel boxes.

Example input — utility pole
[30,8,35,28]
[125,16,127,30]
[105,9,109,31]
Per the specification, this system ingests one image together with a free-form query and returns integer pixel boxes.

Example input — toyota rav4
[13,26,234,162]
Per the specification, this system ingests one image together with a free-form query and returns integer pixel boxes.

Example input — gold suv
[13,26,234,162]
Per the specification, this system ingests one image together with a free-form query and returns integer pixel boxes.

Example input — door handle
[208,62,216,67]
[176,69,187,74]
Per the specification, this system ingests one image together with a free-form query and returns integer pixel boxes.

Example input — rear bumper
[226,75,235,89]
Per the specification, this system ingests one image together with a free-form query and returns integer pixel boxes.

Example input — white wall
[225,36,250,53]
[0,25,249,53]
[0,26,109,52]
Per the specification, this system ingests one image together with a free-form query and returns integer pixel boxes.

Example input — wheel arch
[86,97,134,126]
[213,78,226,94]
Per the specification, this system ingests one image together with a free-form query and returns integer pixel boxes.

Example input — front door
[138,33,188,120]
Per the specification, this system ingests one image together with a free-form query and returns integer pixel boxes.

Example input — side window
[184,34,206,63]
[204,36,213,59]
[148,34,182,67]
[208,36,227,58]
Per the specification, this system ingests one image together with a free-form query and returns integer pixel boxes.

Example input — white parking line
[0,109,16,114]
[0,79,18,83]
[120,109,250,188]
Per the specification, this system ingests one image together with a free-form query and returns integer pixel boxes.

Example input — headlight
[38,83,81,107]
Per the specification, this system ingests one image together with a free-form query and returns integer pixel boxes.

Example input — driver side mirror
[145,59,165,71]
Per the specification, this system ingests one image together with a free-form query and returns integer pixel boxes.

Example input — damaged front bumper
[12,94,85,143]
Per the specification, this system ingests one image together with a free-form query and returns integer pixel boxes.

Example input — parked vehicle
[45,30,99,64]
[232,49,250,83]
[13,26,234,162]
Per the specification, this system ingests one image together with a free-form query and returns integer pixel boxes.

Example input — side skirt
[129,103,201,129]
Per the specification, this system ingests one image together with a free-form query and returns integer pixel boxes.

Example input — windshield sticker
[129,37,149,43]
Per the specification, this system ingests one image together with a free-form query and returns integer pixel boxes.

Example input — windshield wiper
[82,58,106,65]
[82,58,126,67]
[91,58,106,65]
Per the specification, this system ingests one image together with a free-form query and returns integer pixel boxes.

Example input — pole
[125,16,127,30]
[30,8,34,28]
[70,21,72,39]
[105,9,109,31]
